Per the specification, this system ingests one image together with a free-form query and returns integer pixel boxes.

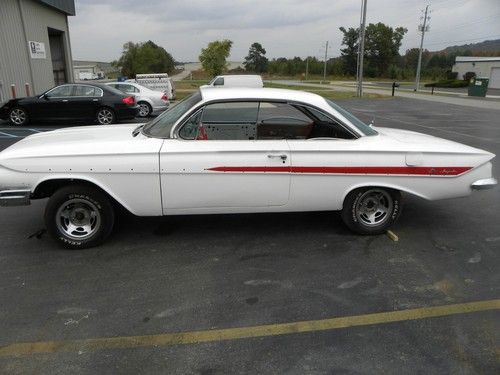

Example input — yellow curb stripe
[1,299,499,356]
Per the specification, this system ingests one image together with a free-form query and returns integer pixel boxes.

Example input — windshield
[326,99,378,136]
[142,92,202,138]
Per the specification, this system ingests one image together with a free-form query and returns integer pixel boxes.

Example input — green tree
[114,41,175,77]
[199,39,233,77]
[403,48,430,72]
[364,23,408,76]
[339,27,359,76]
[243,42,268,73]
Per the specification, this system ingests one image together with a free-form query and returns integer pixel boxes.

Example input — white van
[203,75,263,88]
[127,73,175,99]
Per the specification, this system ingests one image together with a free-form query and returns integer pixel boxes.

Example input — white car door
[159,101,291,212]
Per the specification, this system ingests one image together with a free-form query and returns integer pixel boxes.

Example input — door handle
[267,154,287,160]
[62,99,68,102]
[92,99,98,102]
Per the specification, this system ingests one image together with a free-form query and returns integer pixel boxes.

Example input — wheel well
[32,178,128,213]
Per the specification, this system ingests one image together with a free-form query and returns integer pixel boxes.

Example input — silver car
[106,82,169,117]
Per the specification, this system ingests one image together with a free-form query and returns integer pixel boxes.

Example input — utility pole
[414,5,430,91]
[305,57,309,81]
[322,41,329,83]
[356,0,368,97]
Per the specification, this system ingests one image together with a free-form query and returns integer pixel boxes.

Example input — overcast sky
[69,0,500,62]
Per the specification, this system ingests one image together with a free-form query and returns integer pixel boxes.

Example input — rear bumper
[116,106,138,120]
[471,178,498,190]
[0,189,31,206]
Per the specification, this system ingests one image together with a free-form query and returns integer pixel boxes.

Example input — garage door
[489,67,500,89]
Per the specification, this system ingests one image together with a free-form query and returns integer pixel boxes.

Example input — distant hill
[439,39,500,54]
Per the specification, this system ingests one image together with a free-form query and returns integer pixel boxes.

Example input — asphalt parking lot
[0,97,499,374]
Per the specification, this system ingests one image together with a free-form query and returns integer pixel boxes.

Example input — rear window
[326,99,378,136]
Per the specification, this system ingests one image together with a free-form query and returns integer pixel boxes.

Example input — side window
[46,85,73,97]
[257,102,314,140]
[213,77,224,86]
[73,85,102,97]
[179,102,258,140]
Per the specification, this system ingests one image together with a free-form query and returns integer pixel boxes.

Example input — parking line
[0,299,498,357]
[0,131,17,138]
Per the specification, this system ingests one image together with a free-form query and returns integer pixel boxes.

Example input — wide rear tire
[341,187,402,235]
[44,185,115,249]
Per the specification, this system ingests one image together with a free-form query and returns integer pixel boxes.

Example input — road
[0,97,499,374]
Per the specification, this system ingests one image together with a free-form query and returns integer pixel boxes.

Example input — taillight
[161,94,168,102]
[122,96,135,106]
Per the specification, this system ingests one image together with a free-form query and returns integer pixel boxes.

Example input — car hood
[0,124,164,171]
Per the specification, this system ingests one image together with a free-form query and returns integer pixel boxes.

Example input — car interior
[178,101,356,141]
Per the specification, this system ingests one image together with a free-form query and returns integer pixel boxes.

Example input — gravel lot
[0,97,499,374]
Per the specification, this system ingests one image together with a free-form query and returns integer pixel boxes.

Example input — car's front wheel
[45,185,115,249]
[137,102,152,117]
[9,107,29,126]
[96,107,116,125]
[341,187,402,235]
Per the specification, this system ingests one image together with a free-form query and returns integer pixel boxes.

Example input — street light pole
[356,0,368,97]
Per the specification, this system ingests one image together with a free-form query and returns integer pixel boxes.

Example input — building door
[489,68,500,89]
[48,28,67,85]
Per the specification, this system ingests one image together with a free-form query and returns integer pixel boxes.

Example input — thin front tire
[9,107,29,126]
[45,185,115,249]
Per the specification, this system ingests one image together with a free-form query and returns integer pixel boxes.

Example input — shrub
[425,79,469,88]
[463,71,476,82]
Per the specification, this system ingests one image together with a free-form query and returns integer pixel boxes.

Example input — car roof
[199,87,327,107]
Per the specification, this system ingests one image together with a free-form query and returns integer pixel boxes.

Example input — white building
[452,56,500,89]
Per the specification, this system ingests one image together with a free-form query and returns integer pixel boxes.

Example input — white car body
[202,75,264,88]
[106,81,169,117]
[0,87,496,218]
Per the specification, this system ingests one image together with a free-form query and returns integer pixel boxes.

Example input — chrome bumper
[0,189,31,206]
[471,178,498,190]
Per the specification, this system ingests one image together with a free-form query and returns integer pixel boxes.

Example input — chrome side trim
[471,178,498,190]
[0,189,31,206]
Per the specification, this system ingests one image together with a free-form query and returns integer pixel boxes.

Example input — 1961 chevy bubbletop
[0,87,497,248]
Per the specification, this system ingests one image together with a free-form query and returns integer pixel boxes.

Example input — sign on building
[28,41,46,59]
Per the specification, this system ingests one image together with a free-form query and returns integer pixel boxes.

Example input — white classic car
[0,87,497,248]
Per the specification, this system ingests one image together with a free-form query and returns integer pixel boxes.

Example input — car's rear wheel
[9,107,29,126]
[96,107,115,125]
[45,185,115,249]
[341,187,402,235]
[137,102,152,117]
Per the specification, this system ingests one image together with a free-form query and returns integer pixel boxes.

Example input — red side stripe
[206,166,472,176]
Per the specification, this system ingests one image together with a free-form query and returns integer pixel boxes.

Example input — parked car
[0,87,496,249]
[128,73,175,100]
[106,81,169,117]
[0,83,137,126]
[202,75,263,88]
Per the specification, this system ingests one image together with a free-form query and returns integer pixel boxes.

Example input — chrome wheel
[9,108,27,125]
[56,198,101,240]
[97,109,114,125]
[355,189,393,227]
[138,103,151,117]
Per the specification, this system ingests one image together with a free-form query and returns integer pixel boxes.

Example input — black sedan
[0,83,138,126]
